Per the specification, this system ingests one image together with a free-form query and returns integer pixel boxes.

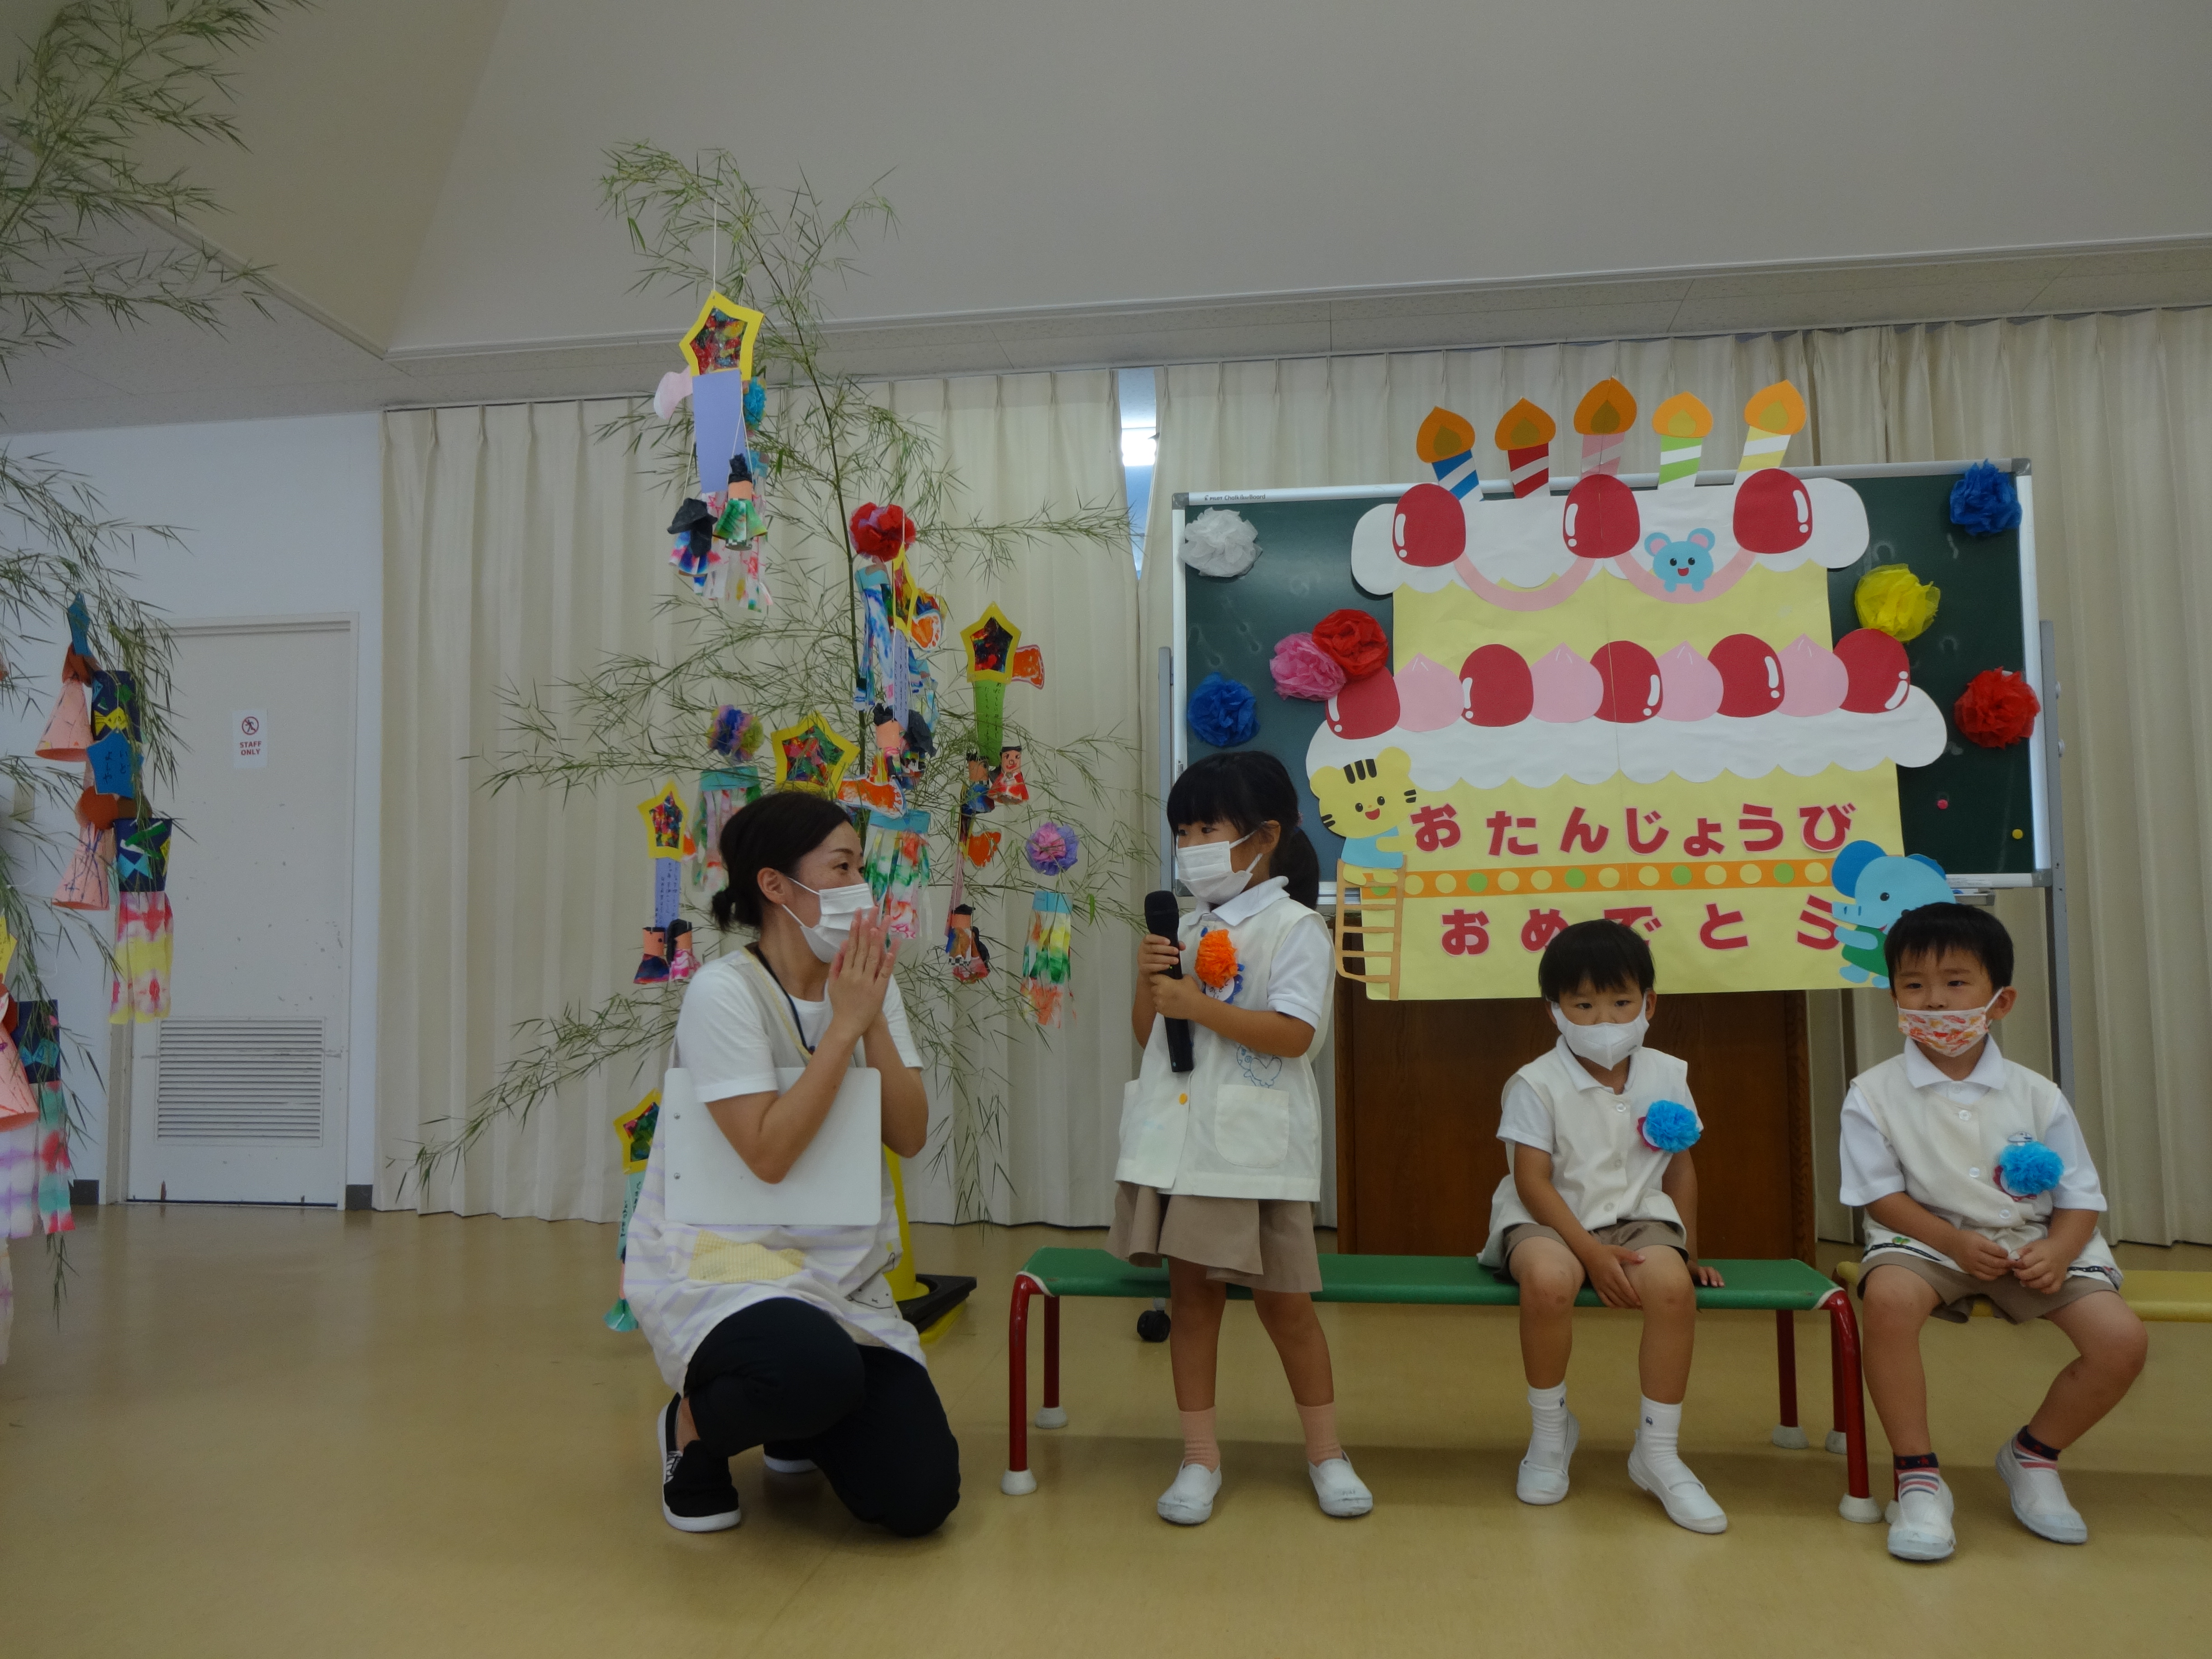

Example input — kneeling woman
[624,792,959,1535]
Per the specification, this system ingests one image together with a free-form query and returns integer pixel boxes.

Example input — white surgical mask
[1176,831,1256,907]
[782,879,874,963]
[1551,1002,1648,1069]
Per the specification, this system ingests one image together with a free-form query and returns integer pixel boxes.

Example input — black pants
[683,1297,961,1537]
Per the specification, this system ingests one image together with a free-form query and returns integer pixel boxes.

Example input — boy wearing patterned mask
[1841,903,2146,1564]
[1478,919,1728,1534]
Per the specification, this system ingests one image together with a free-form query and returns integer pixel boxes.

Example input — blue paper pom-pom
[1949,460,2021,538]
[1997,1139,2064,1197]
[1188,672,1259,747]
[744,377,766,424]
[1639,1100,1701,1153]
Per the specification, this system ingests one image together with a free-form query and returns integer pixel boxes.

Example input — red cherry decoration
[1327,668,1401,740]
[1561,472,1639,559]
[1710,633,1786,717]
[1834,627,1912,712]
[1392,482,1464,568]
[1460,644,1533,727]
[1733,468,1813,554]
[1590,641,1664,723]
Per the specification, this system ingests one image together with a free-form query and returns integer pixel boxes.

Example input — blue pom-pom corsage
[744,377,766,424]
[1949,460,2021,538]
[1638,1100,1701,1153]
[1188,671,1260,747]
[1996,1138,2064,1198]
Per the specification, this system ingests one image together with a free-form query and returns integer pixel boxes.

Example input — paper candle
[1651,393,1713,490]
[1572,379,1638,475]
[1494,400,1556,498]
[1738,380,1807,474]
[1415,407,1482,499]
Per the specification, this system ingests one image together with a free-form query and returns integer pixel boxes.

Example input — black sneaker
[660,1396,740,1532]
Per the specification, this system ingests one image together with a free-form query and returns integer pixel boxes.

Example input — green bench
[1003,1247,1880,1522]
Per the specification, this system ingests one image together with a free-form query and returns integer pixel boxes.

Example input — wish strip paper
[1309,383,1943,998]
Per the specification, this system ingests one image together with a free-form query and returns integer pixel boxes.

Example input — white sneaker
[1308,1457,1373,1517]
[1627,1438,1728,1534]
[762,1453,818,1476]
[1884,1477,1956,1561]
[1997,1440,2088,1544]
[1516,1410,1579,1505]
[1157,1462,1223,1525]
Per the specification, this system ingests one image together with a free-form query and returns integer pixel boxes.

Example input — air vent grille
[156,1018,325,1142]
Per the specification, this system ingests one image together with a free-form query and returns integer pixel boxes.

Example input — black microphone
[1143,889,1195,1073]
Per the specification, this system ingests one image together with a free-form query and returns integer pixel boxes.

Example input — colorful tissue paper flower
[1024,821,1080,876]
[1187,672,1259,747]
[1270,633,1345,703]
[1996,1139,2064,1198]
[1312,608,1390,680]
[1954,668,2040,748]
[1193,929,1240,999]
[744,377,766,424]
[849,502,917,560]
[1638,1100,1701,1153]
[1949,461,2022,538]
[1853,564,1940,643]
[1180,509,1262,578]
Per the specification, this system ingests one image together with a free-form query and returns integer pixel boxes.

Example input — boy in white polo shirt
[1841,903,2147,1563]
[1479,919,1728,1534]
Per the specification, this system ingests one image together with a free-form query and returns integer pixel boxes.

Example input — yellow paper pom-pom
[1853,564,1941,642]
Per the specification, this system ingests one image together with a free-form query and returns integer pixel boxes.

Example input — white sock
[1637,1397,1690,1477]
[1527,1384,1569,1461]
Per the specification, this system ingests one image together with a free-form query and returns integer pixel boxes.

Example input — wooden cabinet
[1331,982,1814,1263]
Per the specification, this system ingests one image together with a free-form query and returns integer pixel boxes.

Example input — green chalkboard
[1179,466,2041,881]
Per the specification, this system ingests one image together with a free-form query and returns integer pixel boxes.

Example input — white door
[128,619,355,1204]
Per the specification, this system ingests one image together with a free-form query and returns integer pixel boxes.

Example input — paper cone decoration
[1651,393,1714,489]
[36,680,91,760]
[1494,400,1556,498]
[1415,407,1482,498]
[53,821,109,910]
[1573,380,1638,475]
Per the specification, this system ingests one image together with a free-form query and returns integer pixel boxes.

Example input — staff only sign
[1304,382,1944,998]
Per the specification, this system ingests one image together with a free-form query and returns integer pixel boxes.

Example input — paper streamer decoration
[1652,393,1712,489]
[1181,509,1262,578]
[634,782,689,984]
[680,291,763,379]
[1853,564,1940,642]
[862,808,931,940]
[1738,382,1806,474]
[1415,407,1481,498]
[1949,460,2023,537]
[1573,379,1637,476]
[1495,400,1556,498]
[18,1001,71,1235]
[108,817,172,1023]
[770,712,854,796]
[1022,890,1073,1027]
[691,766,762,895]
[1954,668,2040,748]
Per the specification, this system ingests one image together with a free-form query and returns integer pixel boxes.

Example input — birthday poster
[1307,382,1945,998]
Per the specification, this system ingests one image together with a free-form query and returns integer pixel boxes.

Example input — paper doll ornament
[945,905,990,984]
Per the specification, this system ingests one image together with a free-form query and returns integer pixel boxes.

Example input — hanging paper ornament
[26,1001,71,1235]
[653,371,693,419]
[1954,668,2040,748]
[1949,461,2022,537]
[1270,633,1345,703]
[109,818,173,1023]
[1024,821,1080,876]
[666,919,697,983]
[989,745,1029,804]
[849,501,918,560]
[605,1089,660,1332]
[1311,609,1389,680]
[744,377,766,424]
[0,1112,33,1242]
[708,705,761,760]
[964,828,1002,868]
[1008,644,1045,689]
[962,605,1021,681]
[945,904,991,984]
[1180,509,1262,578]
[963,754,995,817]
[1187,672,1259,747]
[1021,890,1073,1027]
[35,679,91,761]
[0,997,35,1127]
[861,808,930,940]
[52,820,108,910]
[680,292,763,379]
[769,712,854,796]
[634,926,670,985]
[690,767,761,895]
[1854,565,1940,642]
[634,781,688,983]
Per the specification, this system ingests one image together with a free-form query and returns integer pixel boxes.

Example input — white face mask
[781,879,873,963]
[1551,1001,1648,1070]
[1176,831,1256,907]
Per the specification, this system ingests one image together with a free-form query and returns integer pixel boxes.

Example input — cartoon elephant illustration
[1828,839,1952,988]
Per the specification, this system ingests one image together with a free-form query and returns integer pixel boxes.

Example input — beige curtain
[381,374,1137,1226]
[1143,314,2212,1245]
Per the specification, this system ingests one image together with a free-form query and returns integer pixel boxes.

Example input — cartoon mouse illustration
[1828,839,1953,987]
[1645,529,1717,594]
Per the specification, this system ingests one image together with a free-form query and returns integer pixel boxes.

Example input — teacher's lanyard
[750,945,817,1055]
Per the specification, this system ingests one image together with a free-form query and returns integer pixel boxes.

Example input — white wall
[0,415,382,1194]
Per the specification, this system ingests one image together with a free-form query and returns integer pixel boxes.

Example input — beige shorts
[1858,1249,2122,1326]
[1500,1218,1687,1284]
[1108,1181,1322,1294]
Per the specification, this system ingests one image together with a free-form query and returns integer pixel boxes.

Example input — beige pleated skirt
[1108,1181,1322,1293]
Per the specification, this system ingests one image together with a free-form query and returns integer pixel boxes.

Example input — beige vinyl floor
[4,1206,2210,1658]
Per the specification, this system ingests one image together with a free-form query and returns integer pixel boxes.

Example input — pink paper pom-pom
[1270,633,1346,703]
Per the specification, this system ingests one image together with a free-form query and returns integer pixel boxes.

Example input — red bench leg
[1770,1310,1809,1448]
[1826,1290,1880,1522]
[1036,1295,1068,1429]
[1003,1274,1040,1494]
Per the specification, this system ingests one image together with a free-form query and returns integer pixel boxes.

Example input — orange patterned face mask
[1896,993,2001,1058]
[1193,929,1240,999]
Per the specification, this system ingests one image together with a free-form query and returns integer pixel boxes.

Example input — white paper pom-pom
[1181,508,1262,578]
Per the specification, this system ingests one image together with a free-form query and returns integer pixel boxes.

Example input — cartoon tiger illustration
[1309,748,1418,872]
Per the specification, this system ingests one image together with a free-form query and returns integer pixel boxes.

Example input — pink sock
[1297,1401,1344,1465]
[1180,1408,1220,1471]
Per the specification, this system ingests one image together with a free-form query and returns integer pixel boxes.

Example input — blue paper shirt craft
[1949,461,2022,538]
[1187,672,1259,747]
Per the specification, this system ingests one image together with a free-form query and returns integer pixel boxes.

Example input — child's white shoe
[1996,1440,2088,1544]
[1308,1457,1373,1517]
[1884,1477,1955,1561]
[1627,1437,1728,1534]
[1515,1409,1579,1505]
[1157,1462,1223,1526]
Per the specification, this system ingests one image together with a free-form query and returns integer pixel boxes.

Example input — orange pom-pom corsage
[1192,928,1240,1000]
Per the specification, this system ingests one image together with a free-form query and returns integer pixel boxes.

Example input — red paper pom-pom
[1311,608,1389,680]
[849,502,917,560]
[1954,668,2040,748]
